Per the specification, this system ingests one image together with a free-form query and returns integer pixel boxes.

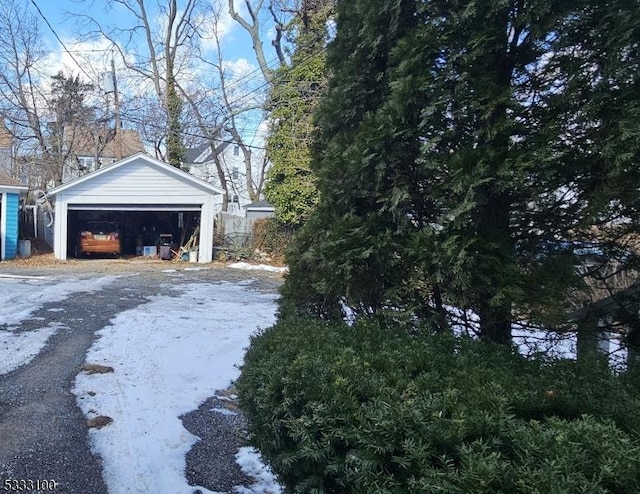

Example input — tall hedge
[237,318,640,493]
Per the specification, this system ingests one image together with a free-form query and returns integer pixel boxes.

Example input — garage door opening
[67,207,201,259]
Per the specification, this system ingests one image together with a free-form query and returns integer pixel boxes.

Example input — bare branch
[268,3,287,66]
[228,0,276,82]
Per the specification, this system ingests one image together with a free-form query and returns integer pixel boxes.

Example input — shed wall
[1,192,19,260]
[246,209,275,220]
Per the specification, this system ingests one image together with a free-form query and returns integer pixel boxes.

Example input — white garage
[46,153,223,263]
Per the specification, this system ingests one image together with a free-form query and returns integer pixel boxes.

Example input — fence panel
[215,212,257,258]
[217,212,256,237]
[19,206,36,238]
[37,208,55,247]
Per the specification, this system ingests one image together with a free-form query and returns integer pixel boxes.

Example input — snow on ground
[450,305,627,365]
[0,274,119,328]
[0,322,66,375]
[235,448,281,494]
[0,274,119,375]
[73,281,281,494]
[228,262,288,274]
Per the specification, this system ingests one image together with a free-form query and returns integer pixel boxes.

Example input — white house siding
[49,155,221,263]
[187,143,268,214]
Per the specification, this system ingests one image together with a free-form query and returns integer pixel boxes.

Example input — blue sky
[27,0,277,88]
[26,0,276,143]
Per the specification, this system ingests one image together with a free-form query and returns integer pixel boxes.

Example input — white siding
[188,144,268,213]
[62,158,211,205]
[54,199,68,260]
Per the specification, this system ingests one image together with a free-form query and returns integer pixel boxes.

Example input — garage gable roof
[46,153,224,197]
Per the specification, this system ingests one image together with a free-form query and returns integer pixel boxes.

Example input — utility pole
[111,58,122,131]
[111,58,123,160]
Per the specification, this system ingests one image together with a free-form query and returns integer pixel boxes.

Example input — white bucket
[188,251,198,263]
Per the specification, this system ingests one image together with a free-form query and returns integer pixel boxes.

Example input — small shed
[46,153,224,263]
[245,200,275,220]
[0,174,28,260]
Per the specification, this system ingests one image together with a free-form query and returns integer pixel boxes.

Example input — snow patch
[229,262,287,273]
[0,323,66,375]
[210,407,237,416]
[73,281,278,494]
[0,275,119,327]
[234,447,282,493]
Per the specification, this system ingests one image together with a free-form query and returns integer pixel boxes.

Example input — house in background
[60,127,145,184]
[0,173,28,260]
[184,140,268,214]
[0,125,14,178]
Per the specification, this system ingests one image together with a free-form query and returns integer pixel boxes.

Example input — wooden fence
[214,212,256,258]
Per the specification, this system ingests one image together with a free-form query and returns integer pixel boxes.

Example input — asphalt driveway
[0,259,283,493]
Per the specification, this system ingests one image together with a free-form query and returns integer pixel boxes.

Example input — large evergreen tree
[281,0,640,344]
[280,0,422,319]
[47,71,96,184]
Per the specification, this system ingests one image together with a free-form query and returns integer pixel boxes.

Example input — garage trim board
[66,204,203,211]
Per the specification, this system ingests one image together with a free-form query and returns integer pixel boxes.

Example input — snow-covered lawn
[0,272,282,493]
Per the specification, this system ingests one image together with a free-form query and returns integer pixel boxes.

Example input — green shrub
[236,318,640,493]
[251,217,296,261]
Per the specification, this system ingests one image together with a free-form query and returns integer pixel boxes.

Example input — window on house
[233,145,240,156]
[232,167,239,180]
[77,157,93,171]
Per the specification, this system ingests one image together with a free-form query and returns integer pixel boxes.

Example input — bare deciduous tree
[76,0,210,165]
[0,0,103,188]
[179,3,268,210]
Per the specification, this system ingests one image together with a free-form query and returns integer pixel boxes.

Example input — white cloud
[40,37,114,85]
[223,58,255,80]
[198,7,237,53]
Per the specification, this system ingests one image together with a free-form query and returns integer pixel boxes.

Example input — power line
[115,41,331,148]
[26,2,334,152]
[115,110,269,152]
[28,0,332,120]
[114,43,332,151]
[220,44,330,112]
[28,0,96,84]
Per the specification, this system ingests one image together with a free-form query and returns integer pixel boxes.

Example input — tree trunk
[476,187,514,345]
[210,143,229,212]
[479,304,512,345]
[474,6,515,346]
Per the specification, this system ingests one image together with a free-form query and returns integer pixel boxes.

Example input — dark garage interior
[67,208,201,258]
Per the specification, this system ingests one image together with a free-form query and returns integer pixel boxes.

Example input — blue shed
[0,174,28,261]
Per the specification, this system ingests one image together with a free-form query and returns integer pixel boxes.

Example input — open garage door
[66,204,201,258]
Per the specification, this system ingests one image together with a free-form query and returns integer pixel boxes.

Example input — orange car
[76,221,121,257]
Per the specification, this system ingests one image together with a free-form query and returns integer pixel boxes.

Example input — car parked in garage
[75,221,121,257]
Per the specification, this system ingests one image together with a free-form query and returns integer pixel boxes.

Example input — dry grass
[6,238,57,267]
[1,239,285,281]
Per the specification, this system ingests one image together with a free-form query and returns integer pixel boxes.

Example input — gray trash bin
[159,233,173,260]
